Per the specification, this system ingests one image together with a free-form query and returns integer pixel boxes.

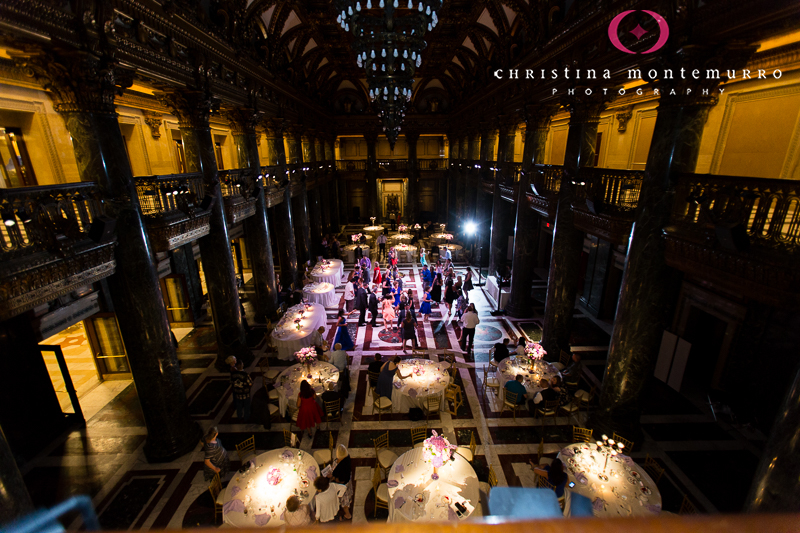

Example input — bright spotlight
[465,221,477,235]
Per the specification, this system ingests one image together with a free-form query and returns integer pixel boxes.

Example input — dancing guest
[373,261,382,285]
[421,264,433,288]
[343,276,355,314]
[392,281,402,308]
[381,294,396,327]
[368,286,379,327]
[419,247,428,267]
[463,270,474,293]
[334,309,354,351]
[419,285,432,323]
[382,277,392,298]
[431,272,443,304]
[401,312,418,353]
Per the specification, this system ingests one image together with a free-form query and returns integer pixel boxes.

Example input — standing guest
[493,338,511,363]
[230,361,253,422]
[373,261,382,285]
[419,285,432,322]
[201,426,230,482]
[329,343,348,373]
[392,281,402,308]
[504,375,528,405]
[377,231,388,260]
[343,277,355,314]
[431,272,443,304]
[313,475,346,523]
[406,289,418,324]
[310,326,326,349]
[334,309,354,351]
[454,275,463,296]
[455,292,468,322]
[331,237,341,260]
[443,274,456,316]
[442,246,452,263]
[368,286,379,327]
[359,234,368,244]
[368,353,384,386]
[382,277,392,298]
[401,312,419,353]
[321,235,329,259]
[377,356,409,399]
[296,380,323,439]
[283,495,313,526]
[389,248,398,268]
[354,244,363,261]
[460,304,480,353]
[330,444,354,520]
[225,355,238,372]
[419,247,428,267]
[396,301,407,331]
[355,281,368,327]
[530,458,568,502]
[464,270,474,293]
[360,255,371,273]
[381,295,396,328]
[421,264,433,288]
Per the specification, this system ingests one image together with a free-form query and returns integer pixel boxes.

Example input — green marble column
[446,133,459,229]
[541,99,604,358]
[268,120,299,289]
[289,128,312,267]
[162,90,251,369]
[227,107,279,321]
[507,108,553,317]
[0,425,32,522]
[31,51,200,462]
[405,131,420,224]
[488,125,510,278]
[365,132,379,220]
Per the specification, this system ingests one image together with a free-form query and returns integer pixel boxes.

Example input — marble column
[507,108,553,317]
[446,133,460,229]
[289,129,312,267]
[319,180,332,236]
[488,125,509,278]
[162,90,251,369]
[591,93,718,436]
[541,99,604,358]
[405,131,420,223]
[330,176,342,231]
[474,185,493,270]
[227,107,278,321]
[269,120,300,289]
[308,186,324,258]
[462,132,481,224]
[0,425,32,522]
[364,132,379,220]
[338,173,350,225]
[32,52,200,461]
[171,243,205,323]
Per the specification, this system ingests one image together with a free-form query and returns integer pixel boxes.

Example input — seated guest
[515,337,527,356]
[283,495,313,526]
[310,326,325,349]
[504,375,528,405]
[529,458,568,502]
[367,353,383,386]
[561,353,583,382]
[329,342,348,373]
[321,381,340,409]
[493,338,511,363]
[530,379,559,413]
[313,475,346,523]
[551,375,571,406]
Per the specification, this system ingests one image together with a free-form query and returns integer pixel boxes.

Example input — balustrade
[575,168,644,213]
[531,164,563,196]
[135,173,205,216]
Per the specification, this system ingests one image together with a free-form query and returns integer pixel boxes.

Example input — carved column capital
[263,118,285,137]
[142,111,163,139]
[561,92,609,125]
[157,89,220,129]
[523,104,559,131]
[12,48,133,115]
[615,107,634,133]
[223,106,263,136]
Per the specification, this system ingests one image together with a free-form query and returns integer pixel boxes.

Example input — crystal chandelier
[335,0,442,148]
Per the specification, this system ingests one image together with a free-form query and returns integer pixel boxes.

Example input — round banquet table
[363,225,384,234]
[497,357,561,404]
[438,244,463,261]
[557,443,662,517]
[429,233,455,245]
[392,358,450,413]
[310,259,344,286]
[387,447,480,522]
[302,282,337,308]
[393,244,418,263]
[342,244,371,264]
[393,233,414,242]
[222,447,320,527]
[275,360,339,416]
[270,303,327,360]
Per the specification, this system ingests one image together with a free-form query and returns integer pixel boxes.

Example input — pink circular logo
[608,10,669,54]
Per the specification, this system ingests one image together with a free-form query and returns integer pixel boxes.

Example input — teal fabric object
[488,487,563,519]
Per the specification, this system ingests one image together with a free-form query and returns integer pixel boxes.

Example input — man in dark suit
[355,281,368,326]
[367,287,379,327]
[493,338,511,363]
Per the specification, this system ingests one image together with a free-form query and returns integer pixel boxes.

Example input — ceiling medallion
[335,0,442,148]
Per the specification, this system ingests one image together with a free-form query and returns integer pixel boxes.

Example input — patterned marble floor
[19,235,767,529]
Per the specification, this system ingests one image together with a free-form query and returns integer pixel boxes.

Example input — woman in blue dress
[419,285,432,322]
[376,356,410,399]
[333,309,354,351]
[392,281,402,307]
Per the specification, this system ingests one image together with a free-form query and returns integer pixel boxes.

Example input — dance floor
[19,231,765,529]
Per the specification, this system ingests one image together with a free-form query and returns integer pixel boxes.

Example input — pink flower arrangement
[441,233,454,240]
[414,224,421,229]
[351,233,363,243]
[525,341,547,361]
[422,430,457,468]
[266,467,283,486]
[398,224,408,232]
[295,346,317,364]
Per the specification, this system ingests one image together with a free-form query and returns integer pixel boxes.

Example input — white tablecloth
[363,225,384,233]
[310,259,344,286]
[387,447,479,522]
[429,233,455,245]
[391,358,450,413]
[393,244,418,263]
[558,443,662,518]
[222,447,320,527]
[343,244,371,264]
[438,244,463,261]
[393,233,413,242]
[271,303,328,360]
[302,282,337,308]
[486,276,510,308]
[275,361,339,416]
[497,357,561,404]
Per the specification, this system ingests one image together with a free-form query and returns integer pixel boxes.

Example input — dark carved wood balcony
[572,168,644,246]
[0,183,116,320]
[664,173,800,307]
[224,195,257,226]
[528,164,562,219]
[135,173,211,253]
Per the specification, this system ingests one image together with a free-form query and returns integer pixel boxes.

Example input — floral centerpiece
[266,467,283,486]
[398,224,408,232]
[295,346,317,364]
[523,342,547,370]
[413,224,421,229]
[370,217,376,224]
[442,233,454,241]
[422,430,457,477]
[351,233,363,243]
